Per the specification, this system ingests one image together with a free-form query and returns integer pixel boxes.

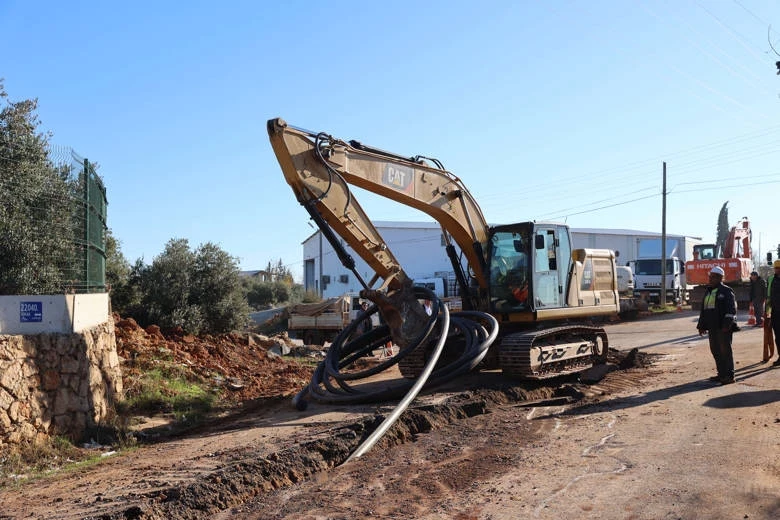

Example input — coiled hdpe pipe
[291,287,498,460]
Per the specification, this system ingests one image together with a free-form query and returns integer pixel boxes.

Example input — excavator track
[397,326,461,379]
[498,325,608,379]
[400,324,608,380]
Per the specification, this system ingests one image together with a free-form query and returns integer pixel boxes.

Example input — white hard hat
[710,266,725,276]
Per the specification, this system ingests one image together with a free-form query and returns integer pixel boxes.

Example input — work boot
[719,376,736,385]
[708,375,721,382]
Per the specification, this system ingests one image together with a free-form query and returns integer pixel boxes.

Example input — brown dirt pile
[113,314,314,404]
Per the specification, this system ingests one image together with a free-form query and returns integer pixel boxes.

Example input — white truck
[627,237,695,305]
[631,256,688,304]
[616,265,634,295]
[616,265,647,318]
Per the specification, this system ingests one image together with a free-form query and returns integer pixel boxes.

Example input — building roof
[301,220,703,243]
[570,227,702,240]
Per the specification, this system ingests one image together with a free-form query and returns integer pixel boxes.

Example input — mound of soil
[113,315,314,404]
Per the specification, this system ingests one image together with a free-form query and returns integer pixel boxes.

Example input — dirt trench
[85,349,654,520]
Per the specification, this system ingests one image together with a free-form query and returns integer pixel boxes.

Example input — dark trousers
[708,329,734,379]
[772,315,780,352]
[753,299,764,324]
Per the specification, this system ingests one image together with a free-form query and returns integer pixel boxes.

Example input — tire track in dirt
[532,413,630,518]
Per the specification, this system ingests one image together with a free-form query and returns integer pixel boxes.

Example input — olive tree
[105,228,141,315]
[141,238,202,332]
[135,238,249,334]
[190,242,250,332]
[0,80,76,294]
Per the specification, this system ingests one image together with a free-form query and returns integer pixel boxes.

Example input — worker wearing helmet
[764,260,780,366]
[696,266,738,384]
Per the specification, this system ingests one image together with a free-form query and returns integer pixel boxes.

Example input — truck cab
[631,257,687,304]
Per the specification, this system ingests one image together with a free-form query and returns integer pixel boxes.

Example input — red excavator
[685,217,753,310]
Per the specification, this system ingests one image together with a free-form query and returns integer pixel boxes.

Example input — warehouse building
[302,221,701,299]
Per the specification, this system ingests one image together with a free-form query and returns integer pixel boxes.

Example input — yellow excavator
[268,118,620,392]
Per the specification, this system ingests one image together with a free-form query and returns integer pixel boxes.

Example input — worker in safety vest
[764,260,780,366]
[696,266,738,384]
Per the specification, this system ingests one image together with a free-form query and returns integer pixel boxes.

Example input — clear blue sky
[3,0,780,281]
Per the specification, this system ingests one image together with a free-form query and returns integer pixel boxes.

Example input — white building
[571,228,702,267]
[302,221,461,299]
[301,221,702,299]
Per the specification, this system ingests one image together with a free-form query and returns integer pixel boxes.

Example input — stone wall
[0,320,123,445]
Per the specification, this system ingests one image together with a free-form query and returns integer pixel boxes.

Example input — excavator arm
[267,118,490,303]
[723,217,751,259]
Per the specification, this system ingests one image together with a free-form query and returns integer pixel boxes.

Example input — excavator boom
[268,118,489,296]
[723,217,751,259]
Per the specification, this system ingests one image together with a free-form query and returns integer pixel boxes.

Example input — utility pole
[661,162,667,308]
[319,230,323,297]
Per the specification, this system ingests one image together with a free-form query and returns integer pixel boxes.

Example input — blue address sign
[20,302,43,323]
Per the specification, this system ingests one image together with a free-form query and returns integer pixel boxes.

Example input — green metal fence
[0,144,108,295]
[61,149,107,293]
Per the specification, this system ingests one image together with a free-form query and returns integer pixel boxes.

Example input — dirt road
[1,311,779,519]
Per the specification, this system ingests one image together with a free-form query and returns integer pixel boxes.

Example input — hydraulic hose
[292,288,499,408]
[345,303,450,463]
[290,287,499,462]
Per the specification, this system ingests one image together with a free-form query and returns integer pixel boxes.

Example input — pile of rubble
[113,315,316,404]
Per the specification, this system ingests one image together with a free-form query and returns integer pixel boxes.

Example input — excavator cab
[489,225,532,312]
[693,244,718,260]
[488,222,573,315]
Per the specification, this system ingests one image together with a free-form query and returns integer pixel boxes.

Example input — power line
[684,0,774,89]
[697,0,776,68]
[479,125,780,220]
[540,193,660,221]
[674,176,780,194]
[534,185,660,221]
[637,0,773,118]
[478,123,780,205]
[732,0,779,38]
